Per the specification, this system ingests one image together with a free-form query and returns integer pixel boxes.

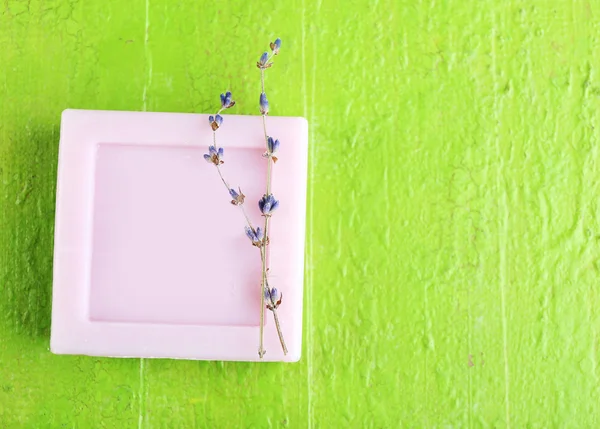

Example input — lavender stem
[216,160,254,230]
[265,278,288,354]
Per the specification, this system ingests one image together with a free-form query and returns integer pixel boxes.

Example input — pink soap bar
[51,109,308,362]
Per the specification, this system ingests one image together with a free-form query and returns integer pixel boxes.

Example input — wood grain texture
[2,0,600,427]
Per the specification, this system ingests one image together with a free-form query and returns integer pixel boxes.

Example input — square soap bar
[51,109,308,362]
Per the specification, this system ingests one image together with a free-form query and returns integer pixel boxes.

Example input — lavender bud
[270,38,281,55]
[245,226,265,246]
[257,52,270,69]
[210,114,224,131]
[258,194,279,216]
[265,287,282,310]
[229,187,245,205]
[204,145,223,165]
[220,91,235,109]
[267,136,280,154]
[260,92,269,115]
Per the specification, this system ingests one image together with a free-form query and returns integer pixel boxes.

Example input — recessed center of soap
[89,143,266,326]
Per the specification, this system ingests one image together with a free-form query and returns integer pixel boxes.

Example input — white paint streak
[491,17,511,429]
[138,358,145,429]
[142,0,152,112]
[138,3,151,428]
[301,1,313,427]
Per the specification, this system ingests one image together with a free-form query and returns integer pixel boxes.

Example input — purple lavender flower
[263,136,280,163]
[229,187,246,205]
[270,38,281,55]
[265,287,282,310]
[264,287,280,301]
[267,137,280,154]
[259,52,268,65]
[245,226,265,247]
[259,93,269,115]
[220,91,235,109]
[257,52,272,69]
[203,145,224,165]
[258,194,279,216]
[209,114,224,131]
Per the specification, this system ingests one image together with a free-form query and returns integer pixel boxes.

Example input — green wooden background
[2,0,600,427]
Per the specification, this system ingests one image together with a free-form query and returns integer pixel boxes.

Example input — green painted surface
[1,0,600,427]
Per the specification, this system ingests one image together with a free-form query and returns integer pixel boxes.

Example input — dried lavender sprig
[204,92,256,233]
[261,51,288,356]
[256,38,288,357]
[204,86,284,358]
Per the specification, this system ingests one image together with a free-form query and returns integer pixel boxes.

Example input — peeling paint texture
[2,1,600,427]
